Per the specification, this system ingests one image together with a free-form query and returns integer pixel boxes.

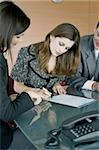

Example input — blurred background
[2,0,98,72]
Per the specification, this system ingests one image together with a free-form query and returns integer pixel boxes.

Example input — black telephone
[45,111,99,149]
[62,110,99,145]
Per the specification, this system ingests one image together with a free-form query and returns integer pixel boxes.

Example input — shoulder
[18,42,41,58]
[80,34,93,53]
[80,34,93,44]
[0,52,4,62]
[0,52,6,68]
[18,44,35,56]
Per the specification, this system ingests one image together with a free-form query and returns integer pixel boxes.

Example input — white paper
[48,94,96,108]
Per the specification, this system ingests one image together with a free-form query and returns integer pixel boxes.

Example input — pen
[43,87,52,96]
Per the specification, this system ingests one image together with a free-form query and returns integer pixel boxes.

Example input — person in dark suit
[0,1,51,149]
[66,22,99,92]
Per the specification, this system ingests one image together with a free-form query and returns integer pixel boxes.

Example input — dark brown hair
[0,1,30,53]
[36,23,80,76]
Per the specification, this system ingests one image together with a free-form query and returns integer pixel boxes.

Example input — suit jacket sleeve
[0,54,34,121]
[66,75,88,89]
[66,36,91,89]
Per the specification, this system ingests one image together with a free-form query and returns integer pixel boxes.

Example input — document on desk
[48,94,96,108]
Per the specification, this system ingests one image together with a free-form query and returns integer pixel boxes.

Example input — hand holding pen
[26,87,52,105]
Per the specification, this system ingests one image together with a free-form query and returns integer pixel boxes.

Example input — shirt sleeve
[11,47,29,83]
[82,80,95,91]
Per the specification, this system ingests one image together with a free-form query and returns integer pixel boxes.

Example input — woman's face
[50,35,74,57]
[11,33,24,47]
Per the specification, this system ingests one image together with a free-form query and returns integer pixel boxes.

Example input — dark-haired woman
[0,1,50,149]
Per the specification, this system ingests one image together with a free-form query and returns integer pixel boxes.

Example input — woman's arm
[14,80,35,94]
[14,80,51,103]
[0,65,34,121]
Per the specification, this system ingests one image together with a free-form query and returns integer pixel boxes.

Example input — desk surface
[15,89,99,150]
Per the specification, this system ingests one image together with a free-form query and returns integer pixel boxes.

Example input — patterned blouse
[11,43,66,91]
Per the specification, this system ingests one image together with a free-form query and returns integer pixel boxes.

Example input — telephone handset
[62,111,99,145]
[45,111,99,149]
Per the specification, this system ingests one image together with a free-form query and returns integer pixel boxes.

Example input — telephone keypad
[62,112,99,144]
[70,122,96,138]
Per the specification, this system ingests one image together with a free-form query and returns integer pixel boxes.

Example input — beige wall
[14,0,99,44]
[7,0,99,72]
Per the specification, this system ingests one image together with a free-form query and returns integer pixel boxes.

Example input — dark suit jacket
[67,34,99,89]
[0,52,34,149]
